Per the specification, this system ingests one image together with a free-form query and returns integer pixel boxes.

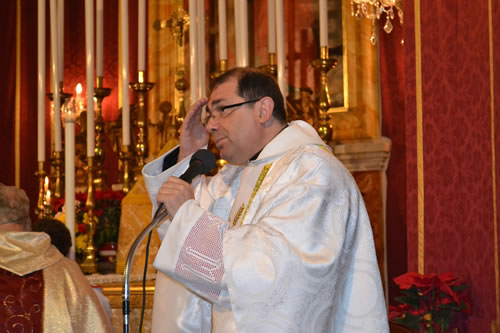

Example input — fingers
[156,177,195,217]
[185,98,208,125]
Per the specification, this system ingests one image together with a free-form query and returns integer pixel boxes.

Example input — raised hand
[178,98,210,161]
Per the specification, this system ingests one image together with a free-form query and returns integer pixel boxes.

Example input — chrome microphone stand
[122,205,168,333]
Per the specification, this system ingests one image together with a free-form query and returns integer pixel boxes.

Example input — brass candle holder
[130,71,154,177]
[93,76,112,190]
[311,46,338,143]
[35,162,47,220]
[210,59,228,82]
[47,87,72,198]
[80,156,98,274]
[174,70,188,135]
[266,53,278,77]
[119,145,134,194]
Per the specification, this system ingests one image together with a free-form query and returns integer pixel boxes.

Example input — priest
[143,67,388,332]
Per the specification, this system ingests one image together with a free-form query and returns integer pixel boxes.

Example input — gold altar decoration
[93,76,112,190]
[81,156,99,274]
[351,0,403,44]
[130,70,154,177]
[311,46,338,143]
[35,162,47,220]
[47,87,72,198]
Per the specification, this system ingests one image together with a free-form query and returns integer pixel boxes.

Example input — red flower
[78,223,87,234]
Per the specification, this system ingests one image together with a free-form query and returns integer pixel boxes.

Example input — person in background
[143,67,388,332]
[0,183,113,332]
[32,217,114,321]
[32,218,72,256]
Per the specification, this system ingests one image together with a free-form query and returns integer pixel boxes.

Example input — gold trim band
[414,0,425,274]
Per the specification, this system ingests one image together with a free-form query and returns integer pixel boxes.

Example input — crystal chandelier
[351,0,403,44]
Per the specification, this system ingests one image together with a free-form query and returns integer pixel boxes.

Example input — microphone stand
[122,205,168,333]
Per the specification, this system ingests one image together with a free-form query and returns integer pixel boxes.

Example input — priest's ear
[257,96,275,124]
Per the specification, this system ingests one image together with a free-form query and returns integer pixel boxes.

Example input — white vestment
[143,120,388,333]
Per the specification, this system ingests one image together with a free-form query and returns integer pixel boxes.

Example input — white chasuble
[143,120,389,333]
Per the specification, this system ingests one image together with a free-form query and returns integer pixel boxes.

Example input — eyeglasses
[202,98,262,126]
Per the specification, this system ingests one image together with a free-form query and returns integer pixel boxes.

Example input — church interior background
[1,0,500,331]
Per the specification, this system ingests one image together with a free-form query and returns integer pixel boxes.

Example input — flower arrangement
[388,272,470,332]
[52,189,124,266]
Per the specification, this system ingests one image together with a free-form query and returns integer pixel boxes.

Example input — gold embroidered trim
[232,163,273,227]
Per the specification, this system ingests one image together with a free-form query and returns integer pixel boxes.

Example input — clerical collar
[249,124,288,161]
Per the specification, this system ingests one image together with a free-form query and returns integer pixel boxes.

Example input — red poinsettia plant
[388,272,470,332]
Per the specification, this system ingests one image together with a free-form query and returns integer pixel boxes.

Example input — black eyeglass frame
[204,98,263,124]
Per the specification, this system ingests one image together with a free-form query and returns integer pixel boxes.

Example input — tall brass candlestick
[174,71,188,135]
[81,156,98,274]
[311,46,338,143]
[47,88,72,198]
[93,76,112,190]
[35,162,47,220]
[119,145,134,194]
[130,71,154,175]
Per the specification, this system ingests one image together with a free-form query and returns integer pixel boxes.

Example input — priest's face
[205,78,262,165]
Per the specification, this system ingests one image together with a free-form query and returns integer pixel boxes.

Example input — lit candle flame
[44,176,49,193]
[46,190,51,206]
[76,83,82,97]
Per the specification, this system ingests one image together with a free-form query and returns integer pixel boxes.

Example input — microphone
[123,149,217,333]
[179,149,217,184]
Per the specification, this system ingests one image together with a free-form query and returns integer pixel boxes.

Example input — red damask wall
[382,0,500,330]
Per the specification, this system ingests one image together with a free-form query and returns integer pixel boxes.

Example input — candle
[267,0,276,54]
[63,99,76,260]
[38,0,46,162]
[50,0,62,152]
[197,0,206,97]
[75,83,83,112]
[234,1,241,66]
[138,0,146,71]
[188,0,198,102]
[44,176,49,193]
[57,0,64,83]
[218,0,227,61]
[121,0,130,145]
[85,0,95,157]
[96,0,103,77]
[240,0,249,67]
[46,190,51,206]
[275,0,286,96]
[319,0,328,47]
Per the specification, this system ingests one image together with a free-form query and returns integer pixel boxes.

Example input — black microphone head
[179,149,217,183]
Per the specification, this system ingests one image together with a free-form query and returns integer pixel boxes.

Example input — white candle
[50,0,62,152]
[197,0,206,97]
[234,0,241,66]
[38,0,46,162]
[121,0,130,146]
[188,0,198,102]
[240,0,249,67]
[138,0,146,72]
[96,0,103,77]
[64,100,76,260]
[267,0,276,54]
[85,0,95,157]
[319,0,328,47]
[57,0,64,83]
[218,0,227,60]
[275,0,286,96]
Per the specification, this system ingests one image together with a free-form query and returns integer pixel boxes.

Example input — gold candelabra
[311,46,338,143]
[130,71,154,177]
[80,156,98,274]
[93,76,112,190]
[47,87,72,198]
[264,53,278,77]
[119,145,134,194]
[35,163,47,220]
